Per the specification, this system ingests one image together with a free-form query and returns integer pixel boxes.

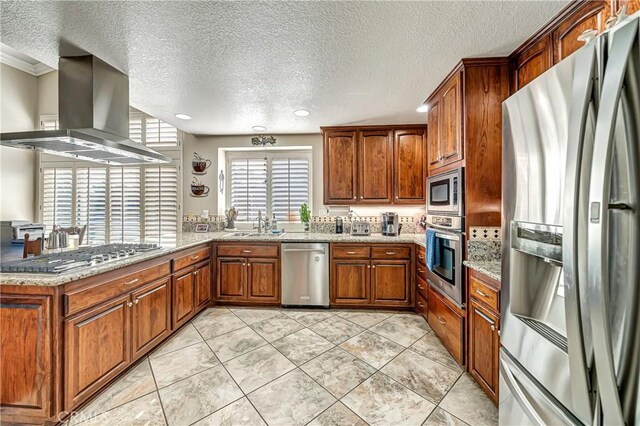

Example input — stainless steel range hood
[1,55,170,164]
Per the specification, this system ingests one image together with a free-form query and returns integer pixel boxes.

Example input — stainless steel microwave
[426,168,463,216]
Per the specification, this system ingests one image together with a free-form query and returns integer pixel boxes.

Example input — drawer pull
[475,288,489,298]
[417,268,425,274]
[474,308,496,325]
[417,302,424,308]
[125,278,139,285]
[191,255,201,260]
[241,250,252,253]
[437,316,446,325]
[418,283,424,291]
[346,251,357,255]
[385,251,396,255]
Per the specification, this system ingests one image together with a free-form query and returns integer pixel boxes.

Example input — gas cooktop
[0,243,161,274]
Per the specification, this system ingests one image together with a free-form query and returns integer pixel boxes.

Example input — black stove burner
[0,243,161,274]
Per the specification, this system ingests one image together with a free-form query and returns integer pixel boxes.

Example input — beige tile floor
[66,307,498,426]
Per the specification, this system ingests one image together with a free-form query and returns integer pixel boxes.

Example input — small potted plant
[299,203,311,231]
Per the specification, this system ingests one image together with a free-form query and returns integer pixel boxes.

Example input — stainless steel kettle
[47,227,69,249]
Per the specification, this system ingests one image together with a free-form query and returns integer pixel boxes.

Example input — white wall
[0,63,39,221]
[37,70,58,117]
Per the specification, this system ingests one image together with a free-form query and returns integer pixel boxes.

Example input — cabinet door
[173,269,195,329]
[358,130,392,203]
[394,129,426,203]
[616,0,640,13]
[324,131,358,204]
[514,36,553,91]
[427,100,441,170]
[371,260,411,307]
[247,258,280,303]
[194,262,212,309]
[64,294,131,409]
[331,260,370,305]
[440,73,463,165]
[217,257,247,301]
[131,278,171,359]
[468,300,500,403]
[553,1,609,63]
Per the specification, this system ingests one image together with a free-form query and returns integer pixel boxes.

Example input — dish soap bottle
[271,213,278,233]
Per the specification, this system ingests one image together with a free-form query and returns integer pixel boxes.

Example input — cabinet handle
[475,288,489,298]
[491,325,496,331]
[474,308,496,326]
[417,301,424,308]
[367,265,371,269]
[242,250,252,253]
[347,251,357,255]
[418,283,424,291]
[417,268,425,274]
[243,263,246,266]
[193,270,198,276]
[437,316,446,325]
[127,302,133,308]
[134,299,139,304]
[372,265,376,269]
[191,255,200,260]
[354,196,356,200]
[385,251,396,255]
[125,278,139,285]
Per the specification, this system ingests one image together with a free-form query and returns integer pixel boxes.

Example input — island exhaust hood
[1,55,170,164]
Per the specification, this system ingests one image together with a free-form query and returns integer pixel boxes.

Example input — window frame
[225,149,312,223]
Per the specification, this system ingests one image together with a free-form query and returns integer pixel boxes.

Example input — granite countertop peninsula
[1,232,427,287]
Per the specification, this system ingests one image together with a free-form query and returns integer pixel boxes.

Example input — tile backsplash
[467,226,501,261]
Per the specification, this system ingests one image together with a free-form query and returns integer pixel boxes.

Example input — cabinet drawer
[416,274,428,300]
[371,246,411,259]
[173,246,211,271]
[65,262,170,316]
[416,292,428,317]
[332,245,370,259]
[217,244,278,258]
[416,262,427,281]
[427,287,463,364]
[469,275,499,313]
[416,245,426,264]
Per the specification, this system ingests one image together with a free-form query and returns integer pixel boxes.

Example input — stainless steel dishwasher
[281,243,329,307]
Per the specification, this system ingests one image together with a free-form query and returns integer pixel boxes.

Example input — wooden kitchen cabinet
[427,285,464,365]
[217,258,247,300]
[439,73,463,165]
[332,260,371,305]
[512,36,553,91]
[247,258,280,302]
[330,243,413,308]
[172,269,195,329]
[322,125,426,205]
[552,0,609,63]
[131,277,171,359]
[64,294,131,409]
[323,130,358,204]
[469,299,500,404]
[194,262,212,308]
[359,130,393,203]
[394,129,427,203]
[615,0,640,13]
[427,100,441,170]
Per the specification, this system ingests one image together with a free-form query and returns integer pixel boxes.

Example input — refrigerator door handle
[587,18,639,426]
[562,42,598,425]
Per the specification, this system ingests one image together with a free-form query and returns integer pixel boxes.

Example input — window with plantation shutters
[129,116,143,144]
[271,157,310,222]
[42,168,73,232]
[76,168,108,245]
[227,151,311,223]
[230,158,268,222]
[144,166,179,245]
[145,117,178,148]
[109,167,141,243]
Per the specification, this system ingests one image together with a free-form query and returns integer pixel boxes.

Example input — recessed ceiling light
[252,126,267,132]
[293,109,310,117]
[416,104,429,113]
[175,113,192,120]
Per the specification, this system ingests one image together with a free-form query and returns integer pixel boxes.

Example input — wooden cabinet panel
[65,295,130,409]
[440,72,463,165]
[324,131,358,203]
[416,274,428,300]
[469,300,500,403]
[332,245,370,259]
[371,260,411,306]
[469,275,499,312]
[553,1,609,63]
[370,246,411,260]
[332,261,370,305]
[616,0,640,13]
[172,270,195,328]
[217,244,279,258]
[416,292,428,318]
[359,130,392,203]
[514,36,553,91]
[173,246,211,272]
[194,262,212,308]
[0,294,53,421]
[217,258,246,300]
[394,129,426,203]
[247,258,279,302]
[427,286,464,365]
[427,100,441,170]
[131,278,171,359]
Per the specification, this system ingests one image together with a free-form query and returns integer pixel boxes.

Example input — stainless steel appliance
[0,243,160,273]
[426,167,463,216]
[424,222,464,306]
[335,217,344,234]
[281,243,329,307]
[501,13,639,426]
[350,221,371,236]
[0,55,170,164]
[381,212,402,236]
[47,227,69,250]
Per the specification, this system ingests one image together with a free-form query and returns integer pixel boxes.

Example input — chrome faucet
[254,210,270,234]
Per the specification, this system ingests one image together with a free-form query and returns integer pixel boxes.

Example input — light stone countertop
[463,260,501,282]
[1,232,427,287]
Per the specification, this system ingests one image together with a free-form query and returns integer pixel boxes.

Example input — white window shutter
[75,168,108,245]
[271,157,310,221]
[42,168,73,232]
[129,116,143,143]
[230,158,267,222]
[145,117,178,148]
[109,167,141,243]
[144,166,178,245]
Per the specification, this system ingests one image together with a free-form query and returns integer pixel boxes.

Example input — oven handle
[434,232,460,241]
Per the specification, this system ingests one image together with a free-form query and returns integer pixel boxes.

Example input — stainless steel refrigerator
[500,12,639,426]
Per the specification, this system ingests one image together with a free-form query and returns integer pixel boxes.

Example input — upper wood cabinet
[322,125,426,205]
[512,36,553,92]
[359,130,393,203]
[426,101,441,170]
[394,129,427,203]
[552,1,609,63]
[615,0,640,13]
[428,72,463,171]
[323,130,358,204]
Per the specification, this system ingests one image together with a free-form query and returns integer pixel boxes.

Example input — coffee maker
[381,212,402,236]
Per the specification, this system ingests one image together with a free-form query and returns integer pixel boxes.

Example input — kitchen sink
[224,232,253,237]
[224,232,286,238]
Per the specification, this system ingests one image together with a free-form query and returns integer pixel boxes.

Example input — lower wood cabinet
[64,294,131,410]
[131,278,172,359]
[195,262,212,308]
[468,299,500,403]
[427,285,464,365]
[247,258,279,302]
[173,260,212,329]
[371,260,411,306]
[332,260,371,305]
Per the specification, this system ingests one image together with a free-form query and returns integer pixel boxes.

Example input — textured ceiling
[1,1,568,135]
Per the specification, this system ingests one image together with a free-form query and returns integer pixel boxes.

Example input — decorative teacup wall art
[190,177,210,197]
[192,152,212,174]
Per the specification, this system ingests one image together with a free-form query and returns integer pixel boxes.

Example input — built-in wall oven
[426,167,465,307]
